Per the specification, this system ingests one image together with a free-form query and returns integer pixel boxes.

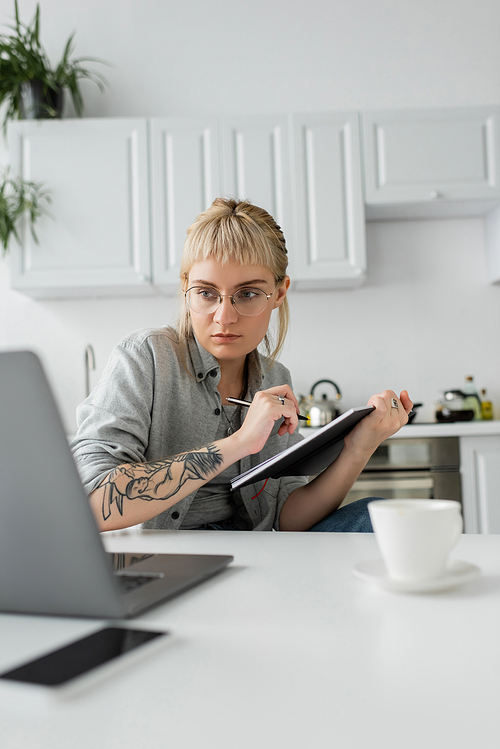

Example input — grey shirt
[70,327,308,531]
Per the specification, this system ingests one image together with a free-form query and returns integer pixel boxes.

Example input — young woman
[71,198,412,533]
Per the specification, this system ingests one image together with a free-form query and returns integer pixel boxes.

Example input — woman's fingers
[400,389,414,414]
[367,389,413,428]
[264,386,300,413]
[234,385,301,454]
[257,388,300,433]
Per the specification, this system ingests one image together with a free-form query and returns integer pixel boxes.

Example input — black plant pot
[18,80,64,120]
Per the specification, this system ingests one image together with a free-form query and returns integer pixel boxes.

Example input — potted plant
[0,166,50,257]
[0,1,107,131]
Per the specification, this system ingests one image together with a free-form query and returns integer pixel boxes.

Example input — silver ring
[391,398,399,409]
[279,395,285,405]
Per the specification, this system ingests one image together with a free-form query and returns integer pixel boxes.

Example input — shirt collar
[246,349,264,396]
[187,335,264,392]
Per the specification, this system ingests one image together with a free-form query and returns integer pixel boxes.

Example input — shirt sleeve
[70,340,154,495]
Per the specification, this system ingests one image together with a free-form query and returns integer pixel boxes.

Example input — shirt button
[171,511,180,520]
[214,408,220,415]
[210,369,217,377]
[197,372,203,379]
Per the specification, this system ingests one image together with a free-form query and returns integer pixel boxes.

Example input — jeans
[195,497,382,533]
[308,496,378,533]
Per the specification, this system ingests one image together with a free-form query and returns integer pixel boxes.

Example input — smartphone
[0,626,168,688]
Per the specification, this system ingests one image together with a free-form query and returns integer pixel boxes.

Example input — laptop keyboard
[115,574,157,593]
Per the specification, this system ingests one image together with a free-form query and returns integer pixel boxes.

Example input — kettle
[308,380,342,427]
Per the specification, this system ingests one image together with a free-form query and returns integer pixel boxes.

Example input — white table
[1,530,499,749]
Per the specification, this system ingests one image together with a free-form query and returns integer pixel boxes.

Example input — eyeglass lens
[186,287,270,316]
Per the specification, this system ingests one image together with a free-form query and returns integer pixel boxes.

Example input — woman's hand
[230,385,301,455]
[344,389,413,456]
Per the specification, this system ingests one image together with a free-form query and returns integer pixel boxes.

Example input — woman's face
[186,259,289,366]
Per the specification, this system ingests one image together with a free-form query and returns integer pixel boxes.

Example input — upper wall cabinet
[291,112,366,288]
[8,114,367,299]
[152,114,298,292]
[8,108,500,298]
[221,115,294,272]
[150,117,221,290]
[9,119,153,298]
[221,115,291,229]
[362,107,500,220]
[485,204,500,283]
[220,113,366,289]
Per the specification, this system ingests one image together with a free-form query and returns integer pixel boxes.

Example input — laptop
[0,350,233,619]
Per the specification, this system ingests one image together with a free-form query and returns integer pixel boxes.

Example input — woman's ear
[273,276,290,308]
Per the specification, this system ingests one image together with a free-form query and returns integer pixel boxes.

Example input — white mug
[368,499,463,582]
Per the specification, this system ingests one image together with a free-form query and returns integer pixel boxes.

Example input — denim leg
[308,497,385,533]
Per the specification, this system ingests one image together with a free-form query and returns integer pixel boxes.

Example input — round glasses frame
[184,284,279,317]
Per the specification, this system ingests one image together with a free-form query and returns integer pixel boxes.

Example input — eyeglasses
[184,284,278,317]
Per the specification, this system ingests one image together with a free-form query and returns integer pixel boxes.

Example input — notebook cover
[230,405,375,490]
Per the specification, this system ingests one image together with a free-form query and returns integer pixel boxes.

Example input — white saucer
[352,558,480,593]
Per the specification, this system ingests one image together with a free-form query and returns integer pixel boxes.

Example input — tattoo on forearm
[101,444,223,521]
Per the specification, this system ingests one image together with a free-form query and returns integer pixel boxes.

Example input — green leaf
[0,0,109,130]
[0,166,51,256]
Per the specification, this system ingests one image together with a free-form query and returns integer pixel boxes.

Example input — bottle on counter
[463,376,482,421]
[434,395,445,422]
[480,388,494,420]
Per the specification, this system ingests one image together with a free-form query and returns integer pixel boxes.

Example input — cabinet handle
[351,477,434,491]
[137,274,150,283]
[429,190,442,200]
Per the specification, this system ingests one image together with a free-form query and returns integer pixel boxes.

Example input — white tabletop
[1,530,499,749]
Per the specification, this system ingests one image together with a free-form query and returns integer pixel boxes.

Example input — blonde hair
[178,198,290,364]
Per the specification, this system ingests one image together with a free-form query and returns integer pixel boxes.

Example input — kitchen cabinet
[221,115,291,232]
[460,435,500,533]
[12,107,500,297]
[9,118,153,298]
[220,113,367,289]
[484,203,500,283]
[152,114,298,292]
[8,113,366,299]
[220,114,297,280]
[290,112,366,288]
[150,117,221,291]
[362,106,500,220]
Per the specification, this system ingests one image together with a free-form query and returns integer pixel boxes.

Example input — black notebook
[230,405,375,490]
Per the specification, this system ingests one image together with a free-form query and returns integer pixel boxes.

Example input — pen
[226,396,308,421]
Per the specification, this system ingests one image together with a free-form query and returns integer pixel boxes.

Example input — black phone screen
[0,627,167,687]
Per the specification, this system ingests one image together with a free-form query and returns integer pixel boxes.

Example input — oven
[343,436,463,519]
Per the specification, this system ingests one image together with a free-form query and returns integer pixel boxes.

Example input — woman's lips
[212,334,241,343]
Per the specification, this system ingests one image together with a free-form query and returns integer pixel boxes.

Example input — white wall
[1,0,499,431]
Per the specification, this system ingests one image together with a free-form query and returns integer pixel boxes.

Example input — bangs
[180,213,279,278]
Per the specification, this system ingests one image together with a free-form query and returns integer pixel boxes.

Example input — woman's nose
[213,295,238,324]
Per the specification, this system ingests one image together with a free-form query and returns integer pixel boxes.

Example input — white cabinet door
[363,107,500,219]
[221,115,293,271]
[485,204,500,284]
[291,112,366,289]
[7,112,368,298]
[150,117,221,291]
[460,436,500,533]
[9,118,153,298]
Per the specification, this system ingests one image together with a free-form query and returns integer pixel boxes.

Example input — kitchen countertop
[301,420,500,439]
[391,420,500,438]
